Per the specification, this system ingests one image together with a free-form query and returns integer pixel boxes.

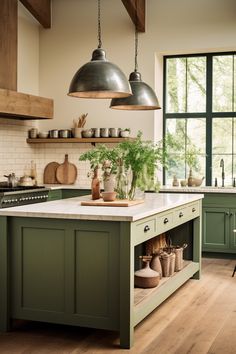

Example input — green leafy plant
[118,131,164,199]
[79,144,121,181]
[79,131,178,200]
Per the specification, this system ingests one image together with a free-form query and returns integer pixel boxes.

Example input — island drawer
[173,202,200,227]
[188,202,199,217]
[173,206,189,225]
[133,217,156,244]
[156,211,173,234]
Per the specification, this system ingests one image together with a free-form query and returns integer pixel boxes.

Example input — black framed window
[163,52,236,186]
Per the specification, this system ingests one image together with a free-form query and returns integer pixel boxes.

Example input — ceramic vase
[134,258,160,288]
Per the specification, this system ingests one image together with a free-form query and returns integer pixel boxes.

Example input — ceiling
[20,0,146,32]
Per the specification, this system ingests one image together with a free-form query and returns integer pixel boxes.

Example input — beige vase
[103,174,116,192]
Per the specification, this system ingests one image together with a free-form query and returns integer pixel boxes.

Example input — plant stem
[129,172,138,200]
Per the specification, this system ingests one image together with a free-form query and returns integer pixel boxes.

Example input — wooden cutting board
[43,162,60,184]
[56,154,77,184]
[80,199,144,207]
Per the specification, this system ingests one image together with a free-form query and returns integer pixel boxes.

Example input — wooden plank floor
[0,257,236,354]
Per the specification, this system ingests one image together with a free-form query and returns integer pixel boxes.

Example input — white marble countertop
[0,193,203,222]
[160,186,236,194]
[44,184,236,194]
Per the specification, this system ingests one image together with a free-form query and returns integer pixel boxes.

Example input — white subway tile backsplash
[0,119,91,187]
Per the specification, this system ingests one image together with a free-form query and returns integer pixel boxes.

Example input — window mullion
[206,54,213,185]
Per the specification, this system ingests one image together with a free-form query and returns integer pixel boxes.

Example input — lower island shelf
[134,261,199,326]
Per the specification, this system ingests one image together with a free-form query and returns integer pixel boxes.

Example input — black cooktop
[0,186,46,193]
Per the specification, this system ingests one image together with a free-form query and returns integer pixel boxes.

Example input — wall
[0,3,38,182]
[1,0,236,186]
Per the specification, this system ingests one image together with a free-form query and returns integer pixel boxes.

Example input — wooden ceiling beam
[20,0,51,28]
[0,0,17,90]
[121,0,145,32]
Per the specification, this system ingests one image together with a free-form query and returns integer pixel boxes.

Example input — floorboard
[0,257,236,354]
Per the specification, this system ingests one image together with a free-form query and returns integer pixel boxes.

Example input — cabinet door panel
[202,207,230,250]
[11,222,66,316]
[229,209,236,250]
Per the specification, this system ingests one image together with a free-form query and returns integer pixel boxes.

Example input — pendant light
[110,25,161,110]
[68,0,132,99]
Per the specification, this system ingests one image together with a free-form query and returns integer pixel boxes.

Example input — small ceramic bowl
[38,131,49,138]
[82,129,94,138]
[101,191,117,202]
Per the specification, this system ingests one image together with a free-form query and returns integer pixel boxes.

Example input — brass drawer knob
[192,207,196,212]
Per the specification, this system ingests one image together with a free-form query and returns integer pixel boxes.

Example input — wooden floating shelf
[27,137,135,144]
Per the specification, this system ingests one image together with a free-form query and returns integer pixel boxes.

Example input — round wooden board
[43,162,60,184]
[56,154,77,184]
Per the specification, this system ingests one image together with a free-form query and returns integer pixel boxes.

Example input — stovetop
[0,185,49,208]
[0,185,46,193]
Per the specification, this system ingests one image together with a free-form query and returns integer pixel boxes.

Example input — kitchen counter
[0,192,203,222]
[160,185,236,193]
[0,192,202,348]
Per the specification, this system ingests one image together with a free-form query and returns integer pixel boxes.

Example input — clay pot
[101,191,117,201]
[134,259,160,288]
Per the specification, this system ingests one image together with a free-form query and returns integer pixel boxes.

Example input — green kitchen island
[0,193,203,348]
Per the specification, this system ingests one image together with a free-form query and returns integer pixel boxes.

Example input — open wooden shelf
[133,261,199,326]
[27,137,135,144]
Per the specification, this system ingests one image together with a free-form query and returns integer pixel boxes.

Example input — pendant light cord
[134,0,138,72]
[97,0,102,49]
[134,26,138,72]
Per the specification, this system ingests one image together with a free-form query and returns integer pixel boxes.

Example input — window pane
[213,55,233,112]
[165,154,185,185]
[212,118,233,154]
[186,118,206,154]
[166,118,185,153]
[187,57,206,112]
[165,118,206,185]
[166,58,186,113]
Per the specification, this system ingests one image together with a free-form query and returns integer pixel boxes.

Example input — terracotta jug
[91,166,100,200]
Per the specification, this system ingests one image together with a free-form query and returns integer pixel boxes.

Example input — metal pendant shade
[110,71,161,110]
[68,0,131,99]
[110,26,161,110]
[68,49,132,98]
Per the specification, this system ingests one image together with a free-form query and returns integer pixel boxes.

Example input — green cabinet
[0,198,202,348]
[202,207,230,251]
[47,189,62,201]
[160,191,236,254]
[47,189,90,201]
[62,189,90,199]
[202,194,236,253]
[10,218,120,330]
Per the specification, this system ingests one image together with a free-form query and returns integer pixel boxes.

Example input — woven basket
[160,252,170,277]
[173,244,188,271]
[145,233,167,255]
